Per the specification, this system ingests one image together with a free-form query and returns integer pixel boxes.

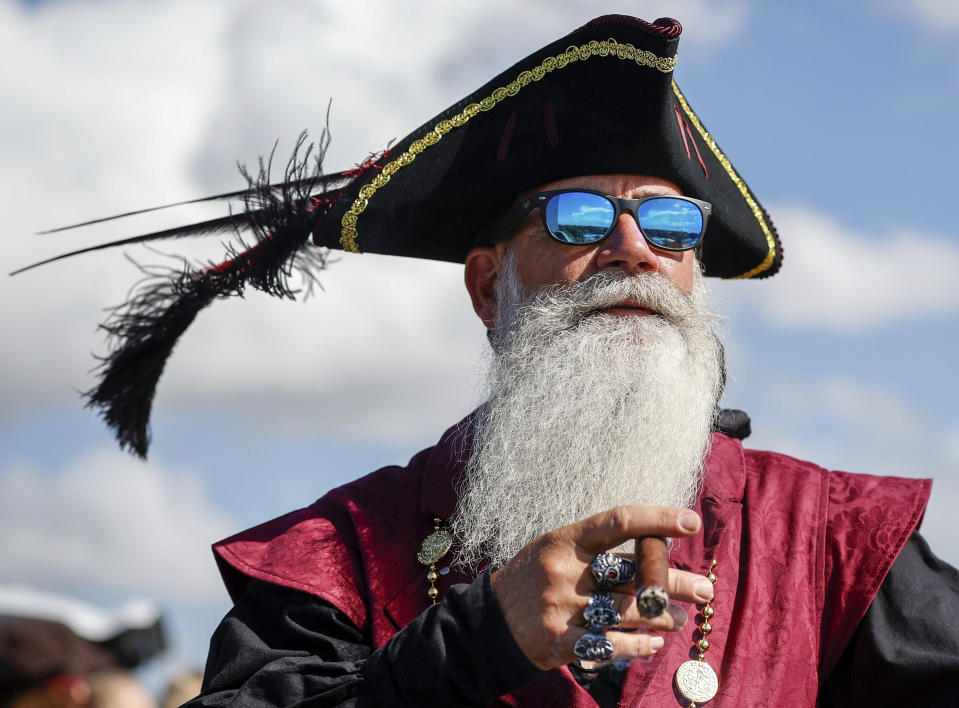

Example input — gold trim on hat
[670,81,777,279]
[339,38,677,254]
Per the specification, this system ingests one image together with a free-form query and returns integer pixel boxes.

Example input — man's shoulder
[710,434,931,529]
[734,439,932,575]
[740,443,829,477]
[218,459,422,546]
[210,416,472,608]
[738,441,932,502]
[705,433,834,499]
[208,462,421,611]
[715,436,932,672]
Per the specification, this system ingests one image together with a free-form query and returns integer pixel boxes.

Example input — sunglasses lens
[637,197,704,250]
[544,192,615,244]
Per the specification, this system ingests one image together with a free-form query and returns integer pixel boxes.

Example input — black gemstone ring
[583,591,622,630]
[591,553,636,590]
[573,632,614,662]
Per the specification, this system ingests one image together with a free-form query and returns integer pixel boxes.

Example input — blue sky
[1,0,957,695]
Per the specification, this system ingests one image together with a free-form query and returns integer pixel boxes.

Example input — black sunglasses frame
[488,188,712,252]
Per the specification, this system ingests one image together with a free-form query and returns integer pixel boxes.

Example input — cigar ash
[636,584,669,618]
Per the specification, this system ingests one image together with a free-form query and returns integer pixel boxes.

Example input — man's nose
[594,212,661,274]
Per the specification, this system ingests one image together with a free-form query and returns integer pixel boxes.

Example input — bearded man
[454,176,723,574]
[29,13,957,708]
[191,169,958,707]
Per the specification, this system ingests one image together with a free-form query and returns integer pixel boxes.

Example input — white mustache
[498,269,706,342]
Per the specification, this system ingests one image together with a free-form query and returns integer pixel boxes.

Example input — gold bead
[697,652,705,661]
[711,559,718,568]
[701,622,712,634]
[703,606,714,619]
[707,572,717,584]
[427,586,438,599]
[426,570,438,582]
[697,638,710,652]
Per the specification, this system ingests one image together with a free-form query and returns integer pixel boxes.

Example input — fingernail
[693,579,714,602]
[679,512,700,533]
[650,636,665,651]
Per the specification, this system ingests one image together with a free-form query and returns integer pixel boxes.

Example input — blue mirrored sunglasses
[492,189,711,251]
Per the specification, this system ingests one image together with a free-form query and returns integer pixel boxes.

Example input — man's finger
[667,569,715,604]
[571,627,666,664]
[611,594,688,632]
[572,505,701,553]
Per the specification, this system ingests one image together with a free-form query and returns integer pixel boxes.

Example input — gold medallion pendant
[675,659,719,704]
[417,518,452,604]
[674,558,720,706]
[417,523,452,566]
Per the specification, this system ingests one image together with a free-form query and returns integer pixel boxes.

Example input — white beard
[450,252,725,571]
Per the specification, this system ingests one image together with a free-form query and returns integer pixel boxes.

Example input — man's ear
[464,246,501,329]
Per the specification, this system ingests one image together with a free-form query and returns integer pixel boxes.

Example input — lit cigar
[635,535,670,618]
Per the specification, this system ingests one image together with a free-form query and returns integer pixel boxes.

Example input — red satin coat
[213,421,930,706]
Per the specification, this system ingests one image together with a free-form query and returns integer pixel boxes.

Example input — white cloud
[152,252,490,441]
[0,449,234,600]
[711,204,959,329]
[3,247,488,441]
[1,0,750,438]
[762,375,932,446]
[881,0,959,35]
[804,377,927,439]
[945,428,959,465]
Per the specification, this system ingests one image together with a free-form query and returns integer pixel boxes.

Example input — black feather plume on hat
[16,125,392,458]
[40,130,375,458]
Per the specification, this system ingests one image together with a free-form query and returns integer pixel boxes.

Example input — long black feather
[36,172,350,235]
[11,213,262,276]
[86,130,345,457]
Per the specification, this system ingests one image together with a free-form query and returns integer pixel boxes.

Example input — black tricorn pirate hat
[17,14,781,457]
[315,14,782,279]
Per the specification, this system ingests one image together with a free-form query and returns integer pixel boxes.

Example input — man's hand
[490,505,713,671]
